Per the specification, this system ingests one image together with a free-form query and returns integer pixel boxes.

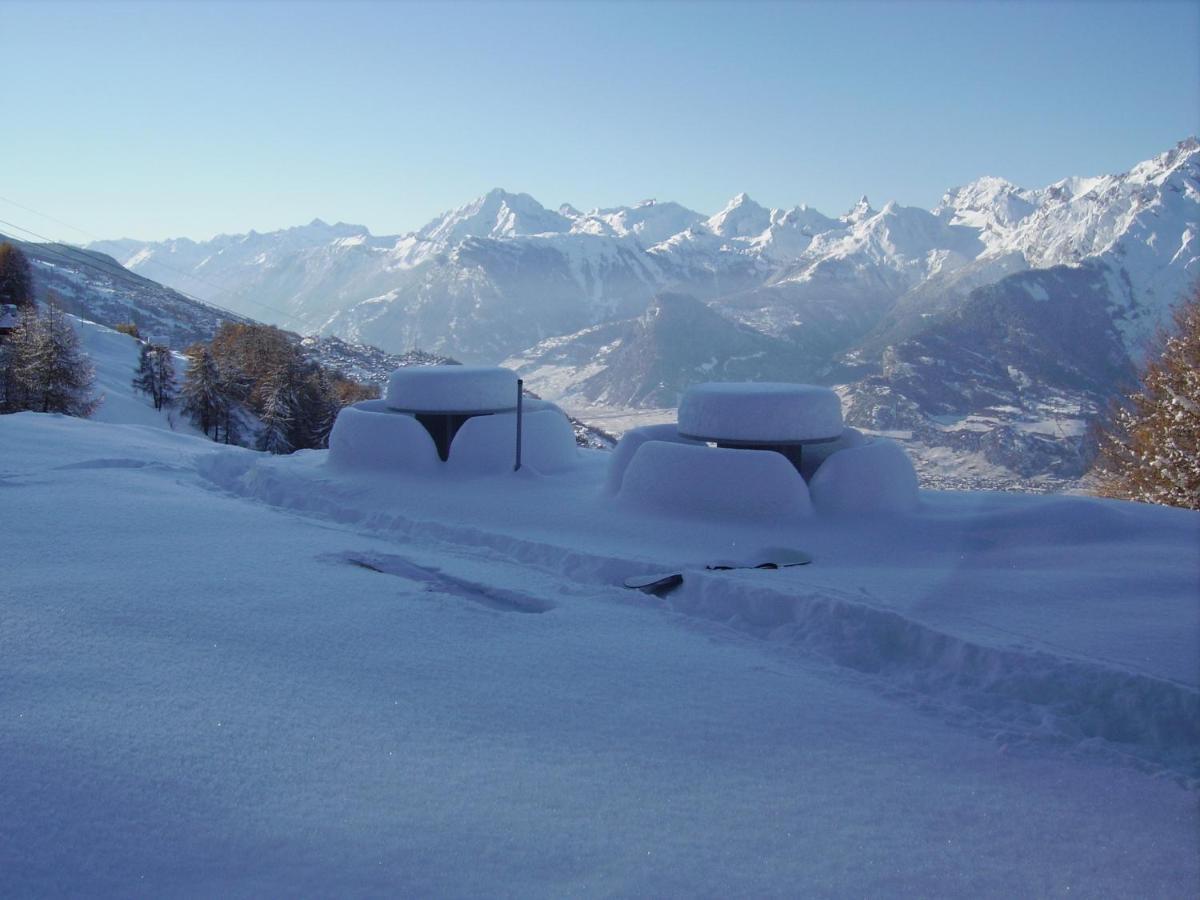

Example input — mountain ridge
[76,138,1200,481]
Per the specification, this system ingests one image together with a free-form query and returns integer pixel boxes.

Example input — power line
[0,202,307,327]
[0,195,100,242]
[0,217,262,328]
[0,194,251,303]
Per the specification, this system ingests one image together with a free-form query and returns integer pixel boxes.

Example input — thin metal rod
[514,378,523,472]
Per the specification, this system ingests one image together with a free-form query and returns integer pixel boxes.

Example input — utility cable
[0,205,307,327]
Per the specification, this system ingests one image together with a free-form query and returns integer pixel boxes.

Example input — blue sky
[3,0,1197,241]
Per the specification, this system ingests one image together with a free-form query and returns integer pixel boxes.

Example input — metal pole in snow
[514,378,523,472]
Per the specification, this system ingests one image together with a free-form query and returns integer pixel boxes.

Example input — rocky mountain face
[86,140,1199,481]
[505,293,810,408]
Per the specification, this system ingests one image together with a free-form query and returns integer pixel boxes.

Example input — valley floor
[1,413,1197,896]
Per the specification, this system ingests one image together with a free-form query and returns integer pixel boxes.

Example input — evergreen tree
[181,345,225,438]
[217,361,249,445]
[133,343,178,411]
[0,310,31,412]
[257,369,296,454]
[304,367,342,449]
[0,242,34,308]
[3,301,98,416]
[1093,289,1200,509]
[154,346,177,411]
[133,343,157,404]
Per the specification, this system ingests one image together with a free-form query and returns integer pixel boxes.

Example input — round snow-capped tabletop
[386,365,518,414]
[677,382,843,444]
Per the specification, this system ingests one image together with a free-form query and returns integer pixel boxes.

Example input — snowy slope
[73,314,197,434]
[1,411,1197,895]
[5,233,250,348]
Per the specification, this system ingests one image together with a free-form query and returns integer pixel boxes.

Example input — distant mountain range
[28,138,1200,481]
[0,234,616,449]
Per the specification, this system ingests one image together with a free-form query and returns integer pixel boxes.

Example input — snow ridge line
[200,454,1200,780]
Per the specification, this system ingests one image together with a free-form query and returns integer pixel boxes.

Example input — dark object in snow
[706,548,813,570]
[623,572,684,595]
[514,378,523,471]
[387,365,518,462]
[410,410,490,461]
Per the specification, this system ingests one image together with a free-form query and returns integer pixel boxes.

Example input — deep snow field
[2,319,1199,896]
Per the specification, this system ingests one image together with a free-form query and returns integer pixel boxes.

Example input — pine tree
[153,346,176,411]
[181,345,225,438]
[133,343,157,404]
[257,369,295,454]
[0,242,34,308]
[304,367,342,449]
[1093,289,1200,509]
[216,362,246,445]
[3,301,98,416]
[133,343,178,411]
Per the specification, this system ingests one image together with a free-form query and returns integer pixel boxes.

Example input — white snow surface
[2,349,1199,894]
[448,407,578,476]
[328,403,441,473]
[808,438,920,515]
[616,440,815,521]
[603,423,704,495]
[678,382,844,443]
[386,364,518,412]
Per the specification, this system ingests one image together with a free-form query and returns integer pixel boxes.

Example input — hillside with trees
[1092,287,1200,509]
[180,322,377,451]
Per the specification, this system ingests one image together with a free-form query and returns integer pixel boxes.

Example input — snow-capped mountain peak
[570,200,705,246]
[843,195,875,223]
[417,188,573,243]
[706,193,772,238]
[934,176,1041,241]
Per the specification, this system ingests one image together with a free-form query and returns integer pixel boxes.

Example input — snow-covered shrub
[616,441,814,520]
[449,408,577,475]
[604,423,704,495]
[807,438,919,515]
[327,405,439,472]
[800,426,867,481]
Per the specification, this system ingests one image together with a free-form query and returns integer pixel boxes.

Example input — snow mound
[327,404,439,472]
[800,427,868,481]
[808,439,919,515]
[604,423,704,495]
[678,382,844,443]
[449,408,578,476]
[617,441,813,521]
[387,365,518,413]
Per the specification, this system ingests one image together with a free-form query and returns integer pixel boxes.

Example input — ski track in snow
[194,444,1200,783]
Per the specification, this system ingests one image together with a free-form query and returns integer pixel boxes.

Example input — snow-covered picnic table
[385,365,519,460]
[677,382,845,471]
